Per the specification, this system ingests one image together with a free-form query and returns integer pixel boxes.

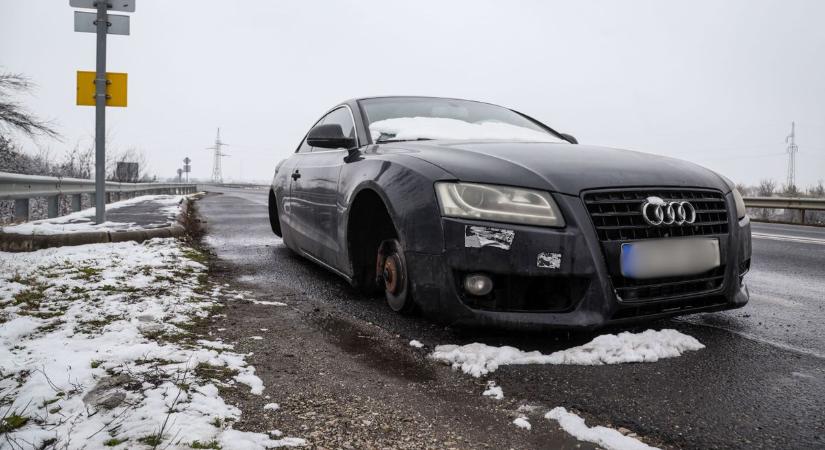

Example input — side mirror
[306,124,356,149]
[560,133,578,144]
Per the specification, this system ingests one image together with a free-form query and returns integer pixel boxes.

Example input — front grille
[584,189,729,241]
[583,188,730,303]
[613,266,725,302]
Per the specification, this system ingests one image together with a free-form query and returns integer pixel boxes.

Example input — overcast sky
[2,0,823,187]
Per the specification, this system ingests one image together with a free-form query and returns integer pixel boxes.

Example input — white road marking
[751,232,825,246]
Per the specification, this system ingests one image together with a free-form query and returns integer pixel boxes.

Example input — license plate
[621,238,720,280]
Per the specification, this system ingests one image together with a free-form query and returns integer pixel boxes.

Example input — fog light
[464,273,493,296]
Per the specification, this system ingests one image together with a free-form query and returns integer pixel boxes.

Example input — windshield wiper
[375,137,434,143]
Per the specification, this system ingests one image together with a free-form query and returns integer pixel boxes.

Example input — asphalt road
[200,186,825,449]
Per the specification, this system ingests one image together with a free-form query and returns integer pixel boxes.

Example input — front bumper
[406,192,752,330]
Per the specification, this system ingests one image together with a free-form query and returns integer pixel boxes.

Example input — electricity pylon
[207,128,229,183]
[785,122,798,190]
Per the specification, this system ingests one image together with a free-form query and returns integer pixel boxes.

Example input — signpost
[76,71,127,107]
[71,0,135,224]
[183,157,191,183]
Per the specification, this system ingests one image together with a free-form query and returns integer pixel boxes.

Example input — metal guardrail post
[14,199,29,222]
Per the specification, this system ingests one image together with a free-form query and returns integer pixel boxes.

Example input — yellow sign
[76,71,127,107]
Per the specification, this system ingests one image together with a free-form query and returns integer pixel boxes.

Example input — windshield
[360,97,565,143]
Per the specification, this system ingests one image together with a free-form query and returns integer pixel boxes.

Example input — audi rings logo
[640,196,697,226]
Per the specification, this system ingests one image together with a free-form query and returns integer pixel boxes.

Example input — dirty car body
[269,96,751,329]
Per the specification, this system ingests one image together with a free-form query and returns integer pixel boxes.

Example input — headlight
[733,188,747,219]
[434,182,564,227]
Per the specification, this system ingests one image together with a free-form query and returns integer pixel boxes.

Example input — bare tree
[782,183,800,197]
[808,180,825,198]
[755,179,777,220]
[757,179,776,197]
[0,73,59,139]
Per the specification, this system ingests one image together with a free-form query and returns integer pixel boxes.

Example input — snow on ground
[513,416,531,430]
[263,403,280,411]
[482,381,503,400]
[409,339,424,348]
[252,300,287,306]
[0,238,302,449]
[1,194,187,235]
[546,407,658,450]
[430,329,705,377]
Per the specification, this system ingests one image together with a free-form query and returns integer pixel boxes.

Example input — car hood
[387,140,729,195]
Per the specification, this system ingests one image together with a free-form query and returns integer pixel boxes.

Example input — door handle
[291,170,301,180]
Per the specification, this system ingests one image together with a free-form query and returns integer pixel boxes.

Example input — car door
[289,106,359,268]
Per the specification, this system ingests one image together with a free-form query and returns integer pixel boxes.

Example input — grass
[181,248,209,265]
[74,266,102,280]
[74,315,121,335]
[40,398,59,408]
[0,414,29,433]
[190,440,221,449]
[91,360,102,369]
[13,288,46,308]
[193,363,238,381]
[35,319,65,333]
[103,437,128,446]
[138,435,162,446]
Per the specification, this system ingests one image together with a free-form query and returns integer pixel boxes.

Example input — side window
[295,107,357,153]
[316,107,356,149]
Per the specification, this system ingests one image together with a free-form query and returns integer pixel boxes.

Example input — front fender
[339,153,453,257]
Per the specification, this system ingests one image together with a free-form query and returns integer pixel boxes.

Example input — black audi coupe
[268,96,751,329]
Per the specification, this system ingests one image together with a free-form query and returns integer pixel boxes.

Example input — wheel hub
[383,254,401,294]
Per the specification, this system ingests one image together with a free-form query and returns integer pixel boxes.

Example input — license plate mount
[620,238,720,280]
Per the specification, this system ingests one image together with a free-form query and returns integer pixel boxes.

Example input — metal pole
[94,0,108,224]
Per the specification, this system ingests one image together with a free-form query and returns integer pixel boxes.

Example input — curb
[0,224,187,252]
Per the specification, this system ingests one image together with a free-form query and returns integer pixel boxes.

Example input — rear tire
[377,239,416,314]
[268,190,282,237]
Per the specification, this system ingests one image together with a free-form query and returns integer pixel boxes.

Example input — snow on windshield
[369,117,562,143]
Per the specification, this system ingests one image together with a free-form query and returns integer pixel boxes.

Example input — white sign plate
[70,0,135,13]
[74,11,130,35]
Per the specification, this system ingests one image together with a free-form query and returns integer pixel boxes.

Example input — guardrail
[0,171,197,223]
[744,196,825,224]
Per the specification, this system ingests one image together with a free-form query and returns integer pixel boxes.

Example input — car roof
[342,95,504,108]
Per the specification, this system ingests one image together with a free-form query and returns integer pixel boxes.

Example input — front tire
[376,239,416,314]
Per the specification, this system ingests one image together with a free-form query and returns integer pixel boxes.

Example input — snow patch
[219,429,306,449]
[482,381,503,400]
[409,339,424,348]
[546,407,658,450]
[0,239,279,448]
[2,194,186,235]
[197,339,234,350]
[252,300,287,306]
[264,403,280,411]
[513,416,531,430]
[430,329,705,377]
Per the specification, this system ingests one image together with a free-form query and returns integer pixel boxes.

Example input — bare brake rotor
[382,253,403,294]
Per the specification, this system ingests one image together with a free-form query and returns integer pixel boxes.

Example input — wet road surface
[199,186,825,449]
